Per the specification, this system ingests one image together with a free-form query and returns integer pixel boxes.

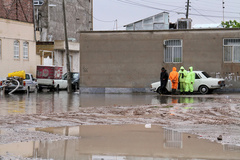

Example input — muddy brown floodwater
[0,91,240,159]
[0,91,218,115]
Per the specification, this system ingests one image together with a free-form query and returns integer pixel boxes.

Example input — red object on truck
[36,66,63,79]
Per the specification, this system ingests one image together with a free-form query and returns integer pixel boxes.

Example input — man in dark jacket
[159,67,168,94]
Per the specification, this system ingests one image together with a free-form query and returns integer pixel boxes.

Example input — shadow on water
[0,91,225,116]
[1,125,240,159]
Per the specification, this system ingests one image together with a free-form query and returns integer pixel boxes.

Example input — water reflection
[152,95,213,105]
[0,92,81,115]
[1,125,240,160]
[164,129,182,148]
[0,91,221,116]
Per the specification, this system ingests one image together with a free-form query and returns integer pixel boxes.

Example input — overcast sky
[93,0,240,30]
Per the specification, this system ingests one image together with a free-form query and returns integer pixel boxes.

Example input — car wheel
[199,85,209,94]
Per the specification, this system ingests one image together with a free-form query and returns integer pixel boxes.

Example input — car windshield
[63,73,79,80]
[202,72,211,78]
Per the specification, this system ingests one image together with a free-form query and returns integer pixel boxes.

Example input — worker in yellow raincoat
[178,66,187,95]
[185,66,195,94]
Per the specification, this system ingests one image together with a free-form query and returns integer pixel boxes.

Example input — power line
[191,7,216,23]
[77,0,115,23]
[115,0,240,19]
[93,16,116,23]
[116,0,172,12]
[139,0,185,9]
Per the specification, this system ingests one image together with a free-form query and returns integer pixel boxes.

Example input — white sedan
[151,71,225,94]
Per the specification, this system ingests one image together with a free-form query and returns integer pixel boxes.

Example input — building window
[14,40,20,59]
[23,42,29,60]
[34,0,44,5]
[224,39,240,63]
[164,39,182,63]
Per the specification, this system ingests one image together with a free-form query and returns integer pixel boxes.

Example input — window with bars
[164,39,182,63]
[223,39,240,63]
[23,42,29,60]
[14,40,20,59]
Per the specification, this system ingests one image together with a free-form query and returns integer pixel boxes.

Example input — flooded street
[0,91,233,115]
[1,91,240,159]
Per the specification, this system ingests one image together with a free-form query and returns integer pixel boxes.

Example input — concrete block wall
[34,0,92,42]
[79,29,240,93]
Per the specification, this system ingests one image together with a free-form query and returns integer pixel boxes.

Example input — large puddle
[0,91,233,116]
[0,125,240,159]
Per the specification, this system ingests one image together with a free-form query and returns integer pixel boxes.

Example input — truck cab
[0,73,38,93]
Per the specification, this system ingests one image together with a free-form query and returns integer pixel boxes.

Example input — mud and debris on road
[1,94,240,147]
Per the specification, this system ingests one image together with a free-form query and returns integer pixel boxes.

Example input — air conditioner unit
[177,18,192,29]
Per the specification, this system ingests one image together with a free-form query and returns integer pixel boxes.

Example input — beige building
[0,18,38,79]
[79,29,240,93]
[54,41,80,73]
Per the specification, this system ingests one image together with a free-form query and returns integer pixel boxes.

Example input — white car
[54,72,80,91]
[54,79,67,90]
[151,71,225,94]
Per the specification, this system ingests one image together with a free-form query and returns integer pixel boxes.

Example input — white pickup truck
[0,72,38,94]
[36,65,66,91]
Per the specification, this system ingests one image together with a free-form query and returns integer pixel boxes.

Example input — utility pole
[62,0,72,93]
[186,0,190,19]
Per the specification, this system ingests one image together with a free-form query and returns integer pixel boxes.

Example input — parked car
[0,72,37,94]
[151,71,225,94]
[61,72,80,91]
[54,78,68,90]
